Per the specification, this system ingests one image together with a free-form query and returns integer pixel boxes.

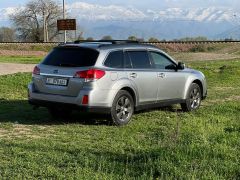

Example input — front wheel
[111,90,134,126]
[181,83,202,112]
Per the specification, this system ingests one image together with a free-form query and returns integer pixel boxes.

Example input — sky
[1,0,240,10]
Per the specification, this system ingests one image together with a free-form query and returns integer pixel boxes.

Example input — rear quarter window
[104,50,124,68]
[42,47,99,67]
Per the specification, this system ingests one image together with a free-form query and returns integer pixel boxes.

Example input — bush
[189,45,207,52]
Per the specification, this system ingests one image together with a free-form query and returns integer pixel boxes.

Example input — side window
[127,51,152,69]
[150,51,175,69]
[124,51,132,68]
[104,50,124,68]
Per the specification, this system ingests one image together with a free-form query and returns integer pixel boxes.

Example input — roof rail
[74,40,139,44]
[58,42,74,46]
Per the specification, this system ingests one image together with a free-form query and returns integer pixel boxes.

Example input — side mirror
[177,62,185,70]
[165,64,177,70]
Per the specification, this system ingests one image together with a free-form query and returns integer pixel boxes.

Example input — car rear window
[42,47,99,67]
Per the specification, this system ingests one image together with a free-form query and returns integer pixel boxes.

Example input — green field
[0,56,43,64]
[0,60,239,179]
[1,42,240,64]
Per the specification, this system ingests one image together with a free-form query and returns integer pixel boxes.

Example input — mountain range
[1,2,240,40]
[68,2,238,23]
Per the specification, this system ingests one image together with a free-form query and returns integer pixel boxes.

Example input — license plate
[46,77,68,86]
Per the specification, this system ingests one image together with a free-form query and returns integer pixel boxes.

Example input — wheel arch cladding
[192,79,203,99]
[120,87,136,106]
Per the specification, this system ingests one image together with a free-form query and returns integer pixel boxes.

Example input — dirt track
[0,63,35,75]
[0,50,47,56]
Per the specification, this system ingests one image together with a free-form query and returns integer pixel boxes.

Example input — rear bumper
[29,99,111,114]
[28,82,112,114]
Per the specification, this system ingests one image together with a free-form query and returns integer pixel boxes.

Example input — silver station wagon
[28,40,207,126]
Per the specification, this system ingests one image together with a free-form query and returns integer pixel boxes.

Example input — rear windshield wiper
[59,63,79,67]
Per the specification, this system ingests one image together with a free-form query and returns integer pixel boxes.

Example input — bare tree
[0,27,15,42]
[10,0,62,42]
[67,27,85,42]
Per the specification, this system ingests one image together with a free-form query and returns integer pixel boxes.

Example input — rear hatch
[33,46,99,97]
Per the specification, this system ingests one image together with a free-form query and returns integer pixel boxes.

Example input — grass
[1,42,240,64]
[0,56,43,64]
[173,53,240,62]
[0,60,239,179]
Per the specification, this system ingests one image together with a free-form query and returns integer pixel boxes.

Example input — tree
[179,36,208,41]
[101,35,112,40]
[86,37,94,41]
[76,36,85,41]
[148,37,159,42]
[76,31,84,41]
[10,0,62,42]
[0,27,15,42]
[128,36,137,41]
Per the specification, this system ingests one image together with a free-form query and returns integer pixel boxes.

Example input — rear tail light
[82,95,89,105]
[74,69,105,81]
[33,66,40,75]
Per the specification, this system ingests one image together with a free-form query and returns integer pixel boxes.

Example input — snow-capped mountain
[66,2,239,39]
[0,7,15,20]
[0,7,16,26]
[146,7,237,23]
[1,2,240,39]
[67,2,238,23]
[1,3,238,23]
[68,2,148,21]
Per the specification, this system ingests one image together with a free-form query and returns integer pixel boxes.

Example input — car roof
[58,41,160,51]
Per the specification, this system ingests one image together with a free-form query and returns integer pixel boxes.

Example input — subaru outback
[28,40,207,126]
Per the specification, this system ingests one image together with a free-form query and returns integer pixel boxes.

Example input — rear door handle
[158,73,165,78]
[130,73,137,78]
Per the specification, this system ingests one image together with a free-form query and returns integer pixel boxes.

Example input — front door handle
[158,73,165,78]
[130,73,137,78]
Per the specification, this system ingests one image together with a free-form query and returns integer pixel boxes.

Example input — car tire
[111,90,134,126]
[48,107,72,118]
[181,83,202,112]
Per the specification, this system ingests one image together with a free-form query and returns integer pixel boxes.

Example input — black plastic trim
[29,99,111,114]
[202,90,207,100]
[74,40,139,44]
[135,99,186,111]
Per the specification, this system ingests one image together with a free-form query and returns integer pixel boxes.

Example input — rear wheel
[111,90,134,126]
[181,83,202,112]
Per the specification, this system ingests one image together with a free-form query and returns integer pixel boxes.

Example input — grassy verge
[0,60,239,179]
[0,56,43,64]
